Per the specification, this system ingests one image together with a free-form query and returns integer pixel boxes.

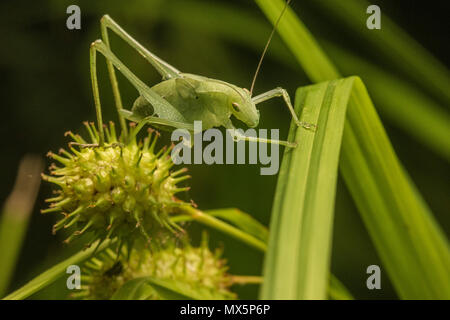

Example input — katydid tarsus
[89,0,315,149]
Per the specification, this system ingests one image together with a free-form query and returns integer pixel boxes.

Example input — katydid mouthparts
[88,0,315,148]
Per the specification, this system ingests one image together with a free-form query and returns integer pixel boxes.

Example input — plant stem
[230,275,263,285]
[178,206,267,252]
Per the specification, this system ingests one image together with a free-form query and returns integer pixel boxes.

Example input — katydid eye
[232,102,240,112]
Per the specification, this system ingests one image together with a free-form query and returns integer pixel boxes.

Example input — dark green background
[0,0,448,299]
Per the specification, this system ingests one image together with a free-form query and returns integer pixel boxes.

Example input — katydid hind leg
[90,40,186,128]
[252,87,317,131]
[99,15,184,135]
[100,15,181,80]
[89,41,105,145]
[100,16,127,136]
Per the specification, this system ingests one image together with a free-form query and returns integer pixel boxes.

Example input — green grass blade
[205,208,269,242]
[255,0,340,83]
[0,155,43,297]
[341,80,450,299]
[328,274,353,300]
[256,0,450,300]
[322,42,450,161]
[260,78,353,299]
[261,76,450,299]
[310,0,450,105]
[178,206,268,252]
[174,207,269,244]
[3,240,112,300]
[254,0,449,161]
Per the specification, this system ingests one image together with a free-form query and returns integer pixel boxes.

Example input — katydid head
[230,87,259,128]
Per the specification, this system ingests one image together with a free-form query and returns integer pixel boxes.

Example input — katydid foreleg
[252,87,316,130]
[231,128,297,148]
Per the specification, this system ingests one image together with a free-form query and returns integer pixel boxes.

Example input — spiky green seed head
[76,241,235,300]
[42,122,191,247]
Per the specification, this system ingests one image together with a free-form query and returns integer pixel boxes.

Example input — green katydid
[89,0,314,149]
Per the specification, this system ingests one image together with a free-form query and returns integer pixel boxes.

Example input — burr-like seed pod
[42,122,191,248]
[74,239,235,300]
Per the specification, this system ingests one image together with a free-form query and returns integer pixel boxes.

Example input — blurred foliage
[0,0,448,299]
